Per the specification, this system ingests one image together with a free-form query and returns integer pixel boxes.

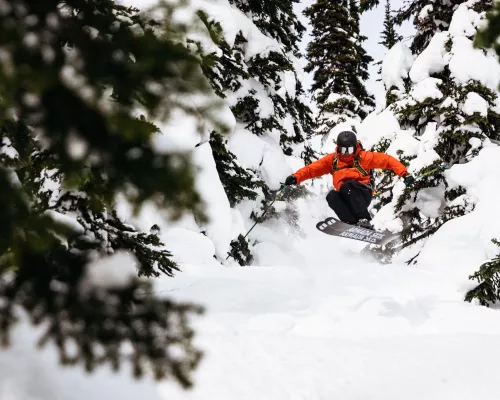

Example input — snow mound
[44,209,85,235]
[411,77,443,102]
[385,129,420,159]
[463,92,488,116]
[418,145,500,285]
[410,32,449,83]
[84,251,137,289]
[449,2,480,37]
[261,149,293,190]
[358,109,401,149]
[382,42,414,91]
[449,35,500,91]
[193,143,233,259]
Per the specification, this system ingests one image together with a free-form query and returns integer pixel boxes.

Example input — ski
[316,217,400,246]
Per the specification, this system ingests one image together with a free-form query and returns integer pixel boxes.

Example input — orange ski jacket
[293,146,409,191]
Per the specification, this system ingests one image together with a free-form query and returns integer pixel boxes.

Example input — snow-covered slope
[156,194,500,400]
[6,189,500,400]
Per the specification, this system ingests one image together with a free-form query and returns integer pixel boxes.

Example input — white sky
[294,0,414,108]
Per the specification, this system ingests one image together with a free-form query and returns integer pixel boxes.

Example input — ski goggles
[337,146,355,155]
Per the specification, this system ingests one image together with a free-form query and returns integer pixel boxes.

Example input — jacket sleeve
[366,152,408,177]
[293,154,334,184]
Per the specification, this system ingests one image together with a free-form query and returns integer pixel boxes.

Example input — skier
[284,130,415,229]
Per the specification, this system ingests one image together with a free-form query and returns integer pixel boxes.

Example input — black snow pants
[326,181,372,225]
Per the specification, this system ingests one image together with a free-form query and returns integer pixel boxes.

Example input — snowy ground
[156,194,500,400]
[5,193,500,400]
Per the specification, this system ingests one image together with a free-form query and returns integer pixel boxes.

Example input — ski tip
[316,220,328,231]
[317,217,338,231]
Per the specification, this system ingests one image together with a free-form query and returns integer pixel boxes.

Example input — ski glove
[285,175,297,186]
[403,174,415,186]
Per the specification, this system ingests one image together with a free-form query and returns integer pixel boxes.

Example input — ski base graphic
[316,217,399,246]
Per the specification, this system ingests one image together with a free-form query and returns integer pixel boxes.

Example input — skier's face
[337,146,355,155]
[336,143,359,162]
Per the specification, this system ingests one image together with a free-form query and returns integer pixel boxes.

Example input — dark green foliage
[369,1,496,264]
[434,80,500,161]
[362,239,400,264]
[228,234,254,266]
[283,80,317,158]
[244,51,315,153]
[228,0,305,55]
[385,87,400,107]
[305,0,374,135]
[301,143,319,165]
[371,170,395,211]
[209,132,261,207]
[370,138,392,154]
[194,0,317,240]
[54,191,180,278]
[0,244,203,384]
[393,162,475,247]
[392,0,492,54]
[465,239,500,306]
[0,0,220,384]
[379,0,402,49]
[370,145,413,212]
[195,16,250,98]
[248,50,294,83]
[395,73,499,161]
[227,1,315,155]
[393,161,446,243]
[253,185,308,234]
[396,75,500,162]
[475,1,500,89]
[196,0,315,265]
[445,185,466,202]
[360,0,380,12]
[393,0,456,53]
[375,0,402,82]
[0,0,223,215]
[197,7,316,157]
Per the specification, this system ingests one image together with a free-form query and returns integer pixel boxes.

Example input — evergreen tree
[459,3,500,305]
[360,0,380,12]
[190,0,316,264]
[393,1,493,54]
[195,3,316,162]
[304,0,375,137]
[475,0,500,73]
[465,239,500,306]
[0,0,224,385]
[395,0,455,54]
[393,79,499,249]
[369,1,498,262]
[228,0,316,157]
[228,0,306,55]
[379,0,402,49]
[209,132,261,207]
[364,1,493,54]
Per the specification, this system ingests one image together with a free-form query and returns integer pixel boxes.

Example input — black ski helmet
[336,130,357,148]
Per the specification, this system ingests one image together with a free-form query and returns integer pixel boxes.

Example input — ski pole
[414,163,448,182]
[242,184,288,240]
[226,184,288,260]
